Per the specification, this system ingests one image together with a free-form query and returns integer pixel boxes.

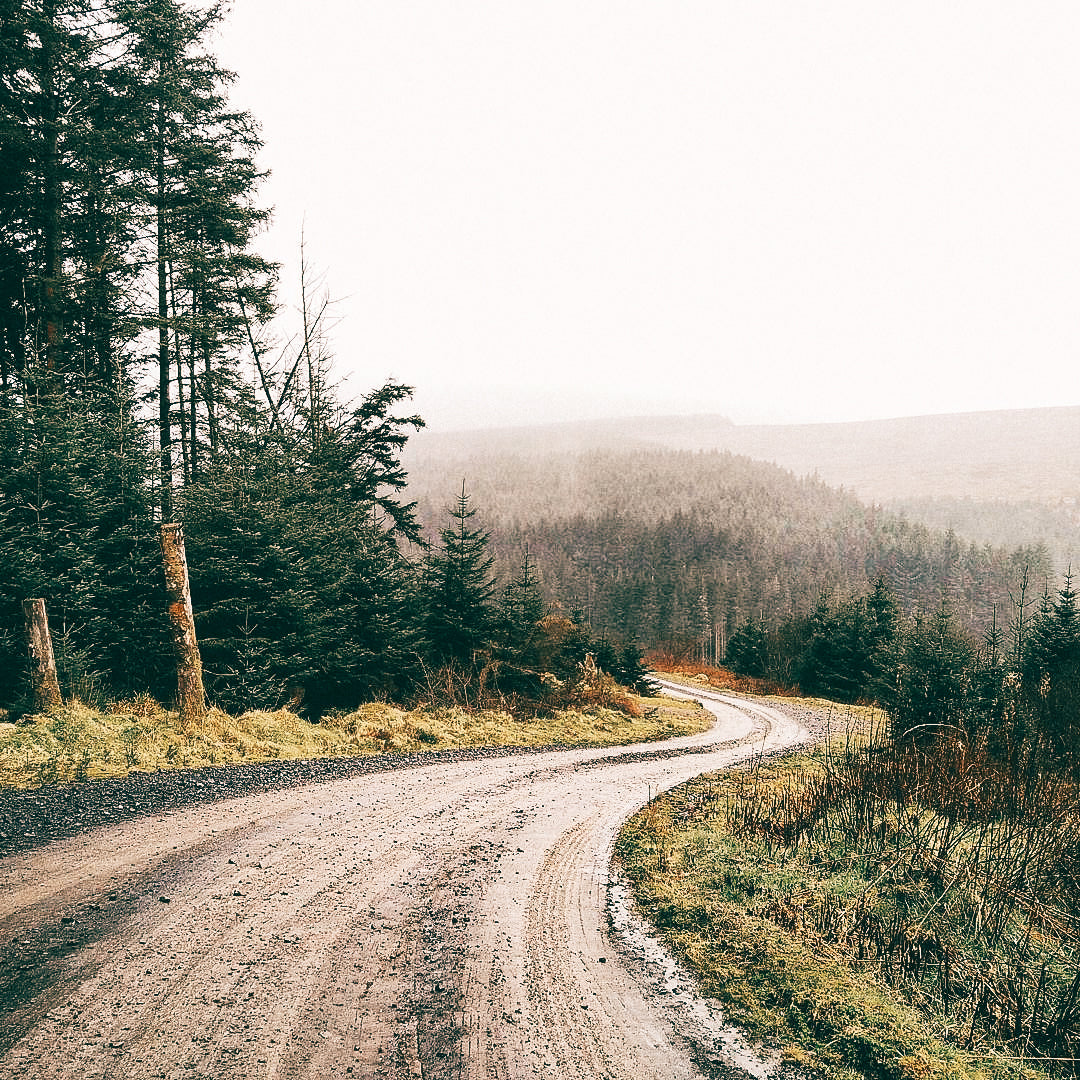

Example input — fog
[217,2,1080,430]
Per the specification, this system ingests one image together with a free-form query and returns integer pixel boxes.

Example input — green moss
[617,753,1060,1080]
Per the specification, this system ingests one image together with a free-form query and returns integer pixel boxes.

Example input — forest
[2,0,1078,783]
[0,0,647,719]
[403,441,1052,650]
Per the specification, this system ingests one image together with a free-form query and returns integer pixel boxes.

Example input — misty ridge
[408,403,1080,503]
[406,403,1080,560]
[403,404,1076,654]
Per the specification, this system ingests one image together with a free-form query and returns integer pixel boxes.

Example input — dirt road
[0,688,808,1079]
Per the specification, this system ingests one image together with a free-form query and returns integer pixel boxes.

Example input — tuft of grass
[0,692,711,790]
[616,715,1075,1080]
[317,693,711,755]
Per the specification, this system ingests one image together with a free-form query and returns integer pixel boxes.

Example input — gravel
[0,744,551,859]
[0,693,845,861]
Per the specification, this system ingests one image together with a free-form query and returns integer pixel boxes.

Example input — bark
[156,60,172,520]
[160,523,206,728]
[22,598,62,714]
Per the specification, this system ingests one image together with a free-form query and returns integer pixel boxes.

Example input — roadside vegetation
[0,689,709,790]
[618,689,1079,1080]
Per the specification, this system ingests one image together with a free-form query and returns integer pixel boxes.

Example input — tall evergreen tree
[423,482,497,667]
[0,0,281,709]
[181,378,425,712]
[1,0,124,382]
[111,0,275,513]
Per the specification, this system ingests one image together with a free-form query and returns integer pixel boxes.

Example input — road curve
[0,688,808,1080]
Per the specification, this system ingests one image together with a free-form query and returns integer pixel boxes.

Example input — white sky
[215,2,1080,431]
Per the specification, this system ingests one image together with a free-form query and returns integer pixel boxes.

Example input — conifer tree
[111,0,275,511]
[727,619,769,678]
[423,482,497,667]
[0,0,127,382]
[500,548,545,650]
[0,375,166,705]
[181,378,425,712]
[892,600,975,745]
[1020,571,1080,764]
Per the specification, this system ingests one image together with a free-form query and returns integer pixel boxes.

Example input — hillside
[406,405,1080,570]
[414,405,1080,504]
[623,406,1080,505]
[404,443,1051,655]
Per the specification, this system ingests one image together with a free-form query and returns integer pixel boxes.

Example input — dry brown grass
[648,656,804,696]
[0,692,711,789]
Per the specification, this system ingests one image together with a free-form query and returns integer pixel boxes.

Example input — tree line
[0,0,644,718]
[405,442,1078,774]
[726,570,1080,776]
[403,444,1054,653]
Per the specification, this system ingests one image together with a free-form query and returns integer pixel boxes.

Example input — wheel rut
[0,693,811,1079]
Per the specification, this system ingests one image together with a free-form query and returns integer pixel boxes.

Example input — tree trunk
[156,61,173,520]
[23,598,62,714]
[160,523,206,728]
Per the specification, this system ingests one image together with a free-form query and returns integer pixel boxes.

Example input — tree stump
[22,598,62,714]
[160,523,206,729]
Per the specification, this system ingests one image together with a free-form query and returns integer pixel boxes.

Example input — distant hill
[406,406,1080,571]
[403,439,1057,652]
[414,405,1080,505]
[627,407,1080,506]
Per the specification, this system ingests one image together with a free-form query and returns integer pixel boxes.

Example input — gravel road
[0,687,817,1079]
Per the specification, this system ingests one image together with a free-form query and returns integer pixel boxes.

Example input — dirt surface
[0,687,811,1079]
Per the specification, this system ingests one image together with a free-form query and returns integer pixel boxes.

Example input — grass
[0,691,711,790]
[617,708,1079,1080]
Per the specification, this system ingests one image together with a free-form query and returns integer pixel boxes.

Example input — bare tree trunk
[23,598,62,714]
[160,523,206,729]
[156,64,173,521]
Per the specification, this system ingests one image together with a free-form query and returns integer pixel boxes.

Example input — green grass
[0,692,711,789]
[616,727,1075,1080]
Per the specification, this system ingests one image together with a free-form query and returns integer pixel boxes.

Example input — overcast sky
[215,2,1080,431]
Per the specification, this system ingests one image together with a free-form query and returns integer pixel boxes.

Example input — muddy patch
[607,866,781,1080]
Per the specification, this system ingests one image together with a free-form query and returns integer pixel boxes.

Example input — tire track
[0,695,811,1079]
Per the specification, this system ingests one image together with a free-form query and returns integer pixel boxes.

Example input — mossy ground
[617,723,1070,1080]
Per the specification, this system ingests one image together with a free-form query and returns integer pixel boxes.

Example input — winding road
[0,686,809,1079]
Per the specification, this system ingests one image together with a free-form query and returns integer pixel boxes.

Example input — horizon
[216,2,1080,436]
[405,397,1080,437]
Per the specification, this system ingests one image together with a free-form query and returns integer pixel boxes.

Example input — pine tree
[181,375,425,713]
[0,374,166,706]
[111,0,275,513]
[1020,571,1080,764]
[892,599,975,745]
[727,619,769,678]
[0,0,129,383]
[500,547,545,651]
[423,482,497,667]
